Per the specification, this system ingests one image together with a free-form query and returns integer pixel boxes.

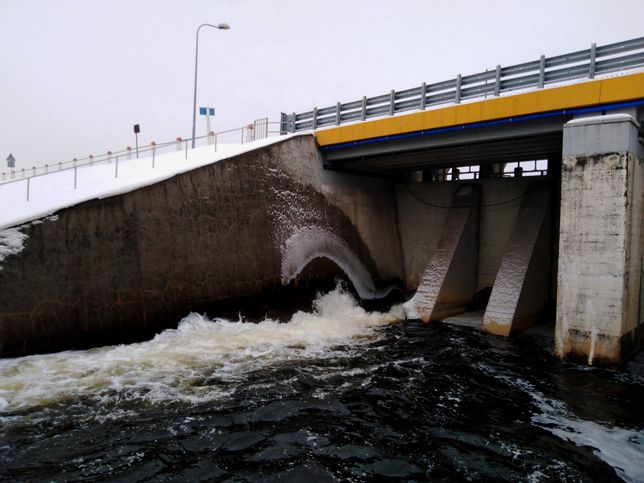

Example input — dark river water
[1,287,643,482]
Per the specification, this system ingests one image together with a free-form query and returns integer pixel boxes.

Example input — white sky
[1,0,643,169]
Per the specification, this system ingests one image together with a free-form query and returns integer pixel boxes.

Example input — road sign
[6,153,15,168]
[133,125,140,158]
[199,107,215,116]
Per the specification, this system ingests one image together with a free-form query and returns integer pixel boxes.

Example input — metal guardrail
[281,37,644,133]
[1,118,278,190]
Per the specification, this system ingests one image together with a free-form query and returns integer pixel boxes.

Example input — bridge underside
[322,118,563,176]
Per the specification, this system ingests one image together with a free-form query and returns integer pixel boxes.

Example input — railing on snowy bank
[1,118,283,199]
[280,36,644,133]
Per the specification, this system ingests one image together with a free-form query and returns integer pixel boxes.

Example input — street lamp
[191,22,230,149]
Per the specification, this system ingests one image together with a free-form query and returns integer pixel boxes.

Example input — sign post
[199,107,215,137]
[133,124,141,159]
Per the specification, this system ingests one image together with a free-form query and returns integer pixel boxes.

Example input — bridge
[291,36,644,365]
[1,37,643,366]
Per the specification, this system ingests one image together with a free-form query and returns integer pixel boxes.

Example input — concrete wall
[0,135,404,357]
[396,178,537,291]
[396,177,554,329]
[557,114,644,364]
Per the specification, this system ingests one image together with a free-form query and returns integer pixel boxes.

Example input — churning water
[1,286,643,481]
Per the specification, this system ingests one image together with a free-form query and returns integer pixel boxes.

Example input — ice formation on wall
[281,226,394,300]
[0,215,58,271]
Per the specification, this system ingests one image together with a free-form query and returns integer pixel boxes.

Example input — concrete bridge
[1,40,643,366]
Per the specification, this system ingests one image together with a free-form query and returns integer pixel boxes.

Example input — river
[1,286,643,481]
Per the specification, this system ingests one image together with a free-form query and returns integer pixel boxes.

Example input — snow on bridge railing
[0,118,283,200]
[281,36,644,133]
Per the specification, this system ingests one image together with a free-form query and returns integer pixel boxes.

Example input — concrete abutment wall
[0,136,404,357]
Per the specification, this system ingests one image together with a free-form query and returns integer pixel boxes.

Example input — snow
[0,227,28,270]
[565,113,637,125]
[0,133,308,231]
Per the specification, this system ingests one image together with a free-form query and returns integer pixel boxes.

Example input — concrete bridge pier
[404,184,480,321]
[482,181,551,336]
[557,114,644,365]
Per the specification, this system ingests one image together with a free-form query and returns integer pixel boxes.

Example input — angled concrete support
[557,114,644,365]
[406,184,479,321]
[482,181,551,336]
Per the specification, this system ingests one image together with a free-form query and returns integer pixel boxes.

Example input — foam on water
[0,286,403,414]
[506,377,644,483]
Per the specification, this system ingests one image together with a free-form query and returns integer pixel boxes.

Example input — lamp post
[191,22,230,149]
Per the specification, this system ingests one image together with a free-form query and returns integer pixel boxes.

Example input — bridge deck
[314,72,644,149]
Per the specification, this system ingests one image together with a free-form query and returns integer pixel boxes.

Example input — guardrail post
[291,112,296,133]
[312,107,318,129]
[74,166,78,188]
[185,139,188,159]
[241,127,244,144]
[45,164,48,174]
[207,131,215,146]
[389,90,395,116]
[115,156,119,178]
[176,137,182,151]
[58,162,62,171]
[89,154,94,166]
[26,177,30,201]
[455,74,462,104]
[361,96,367,121]
[420,82,427,110]
[151,142,156,168]
[494,65,501,96]
[336,102,341,125]
[538,55,545,88]
[214,133,218,152]
[32,166,36,176]
[127,146,132,160]
[589,42,596,79]
[107,150,112,164]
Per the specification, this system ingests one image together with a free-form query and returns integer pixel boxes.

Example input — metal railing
[1,118,284,201]
[281,36,644,133]
[0,118,279,191]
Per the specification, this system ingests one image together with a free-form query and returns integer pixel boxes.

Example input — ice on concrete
[280,226,395,300]
[0,133,308,231]
[0,227,28,270]
[0,215,59,270]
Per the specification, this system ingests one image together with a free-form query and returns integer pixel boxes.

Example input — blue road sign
[199,107,215,116]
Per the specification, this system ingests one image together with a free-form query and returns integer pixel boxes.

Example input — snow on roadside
[0,133,308,231]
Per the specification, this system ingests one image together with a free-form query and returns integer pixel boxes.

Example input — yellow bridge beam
[314,72,644,147]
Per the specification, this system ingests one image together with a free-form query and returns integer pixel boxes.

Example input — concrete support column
[482,181,551,336]
[557,114,644,365]
[404,184,479,321]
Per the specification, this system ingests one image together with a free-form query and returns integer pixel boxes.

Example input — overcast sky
[1,0,643,169]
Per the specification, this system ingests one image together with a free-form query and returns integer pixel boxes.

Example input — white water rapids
[0,287,404,414]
